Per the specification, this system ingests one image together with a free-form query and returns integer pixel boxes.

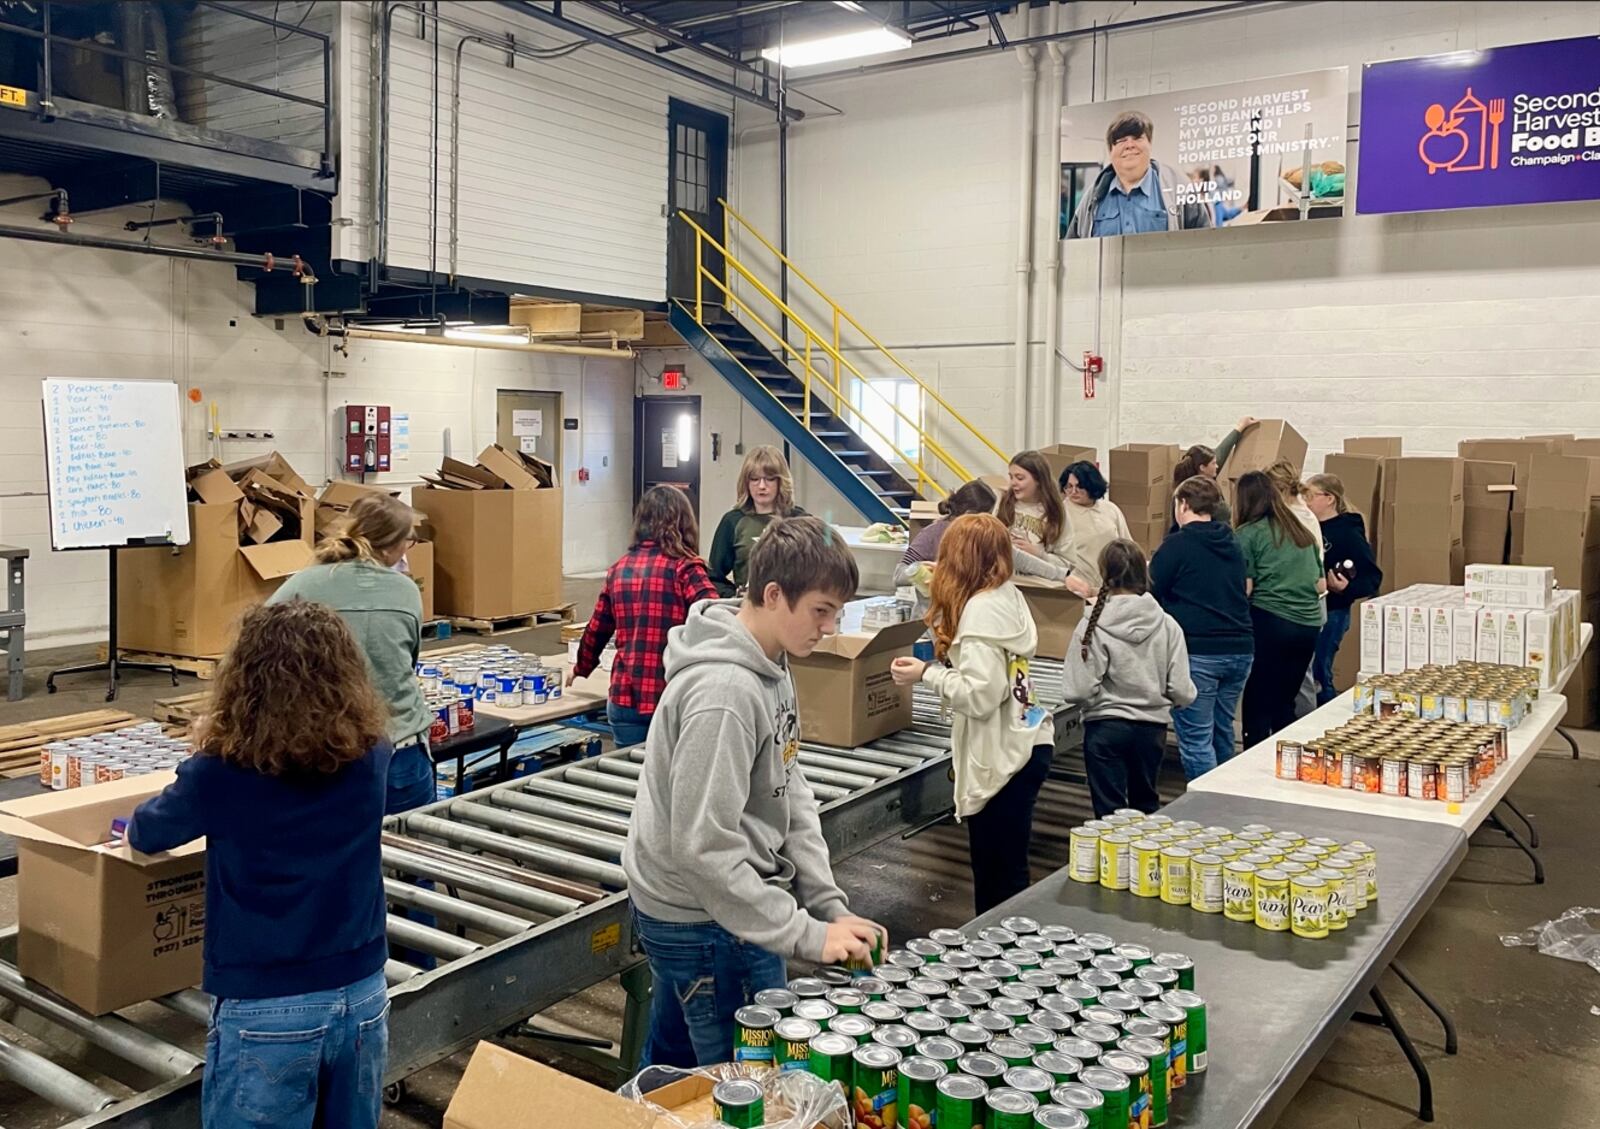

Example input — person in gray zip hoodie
[1062,539,1197,817]
[624,516,887,1068]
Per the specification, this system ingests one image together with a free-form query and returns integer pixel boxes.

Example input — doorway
[635,396,701,516]
[496,390,562,469]
[667,98,729,303]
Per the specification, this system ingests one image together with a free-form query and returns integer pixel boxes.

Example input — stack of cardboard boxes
[1378,457,1464,590]
[1517,445,1600,724]
[412,445,563,621]
[1109,443,1177,556]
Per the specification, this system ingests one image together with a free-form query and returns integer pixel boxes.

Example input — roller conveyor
[18,670,1078,1129]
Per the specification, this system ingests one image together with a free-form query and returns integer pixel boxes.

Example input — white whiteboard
[42,379,190,551]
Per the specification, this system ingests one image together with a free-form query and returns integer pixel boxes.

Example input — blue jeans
[204,969,388,1129]
[1314,607,1353,706]
[608,701,652,748]
[1171,652,1253,780]
[386,741,437,971]
[634,909,787,1069]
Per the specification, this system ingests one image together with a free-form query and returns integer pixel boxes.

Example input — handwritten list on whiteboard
[42,379,190,551]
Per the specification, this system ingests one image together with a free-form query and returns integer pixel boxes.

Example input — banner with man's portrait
[1060,68,1350,240]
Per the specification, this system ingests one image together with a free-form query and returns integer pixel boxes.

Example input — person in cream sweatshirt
[892,514,1055,915]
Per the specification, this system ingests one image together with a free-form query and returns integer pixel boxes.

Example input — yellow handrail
[720,198,1010,470]
[680,210,967,496]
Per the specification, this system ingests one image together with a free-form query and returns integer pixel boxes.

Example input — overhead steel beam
[496,1,803,120]
[582,1,764,79]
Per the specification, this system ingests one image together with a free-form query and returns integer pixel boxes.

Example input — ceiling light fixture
[761,25,912,69]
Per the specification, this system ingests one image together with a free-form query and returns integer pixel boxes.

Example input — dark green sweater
[1169,428,1241,534]
[707,506,808,597]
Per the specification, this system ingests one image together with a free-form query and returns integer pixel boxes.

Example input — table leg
[1485,811,1545,884]
[1555,726,1581,761]
[1391,962,1457,1055]
[1498,797,1539,849]
[1366,984,1435,1123]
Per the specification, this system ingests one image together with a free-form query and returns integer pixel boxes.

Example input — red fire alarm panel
[344,404,391,477]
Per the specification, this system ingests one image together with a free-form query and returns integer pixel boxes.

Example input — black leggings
[1242,605,1320,749]
[966,744,1054,916]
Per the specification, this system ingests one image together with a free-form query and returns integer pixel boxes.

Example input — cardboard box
[1458,439,1558,512]
[1016,577,1087,660]
[407,541,435,621]
[223,451,314,498]
[476,444,556,491]
[1324,452,1385,566]
[1382,603,1407,673]
[1524,453,1600,514]
[907,499,941,537]
[1569,645,1598,728]
[1229,420,1308,477]
[1462,461,1515,566]
[1383,458,1463,505]
[1037,443,1099,484]
[790,619,926,747]
[1344,437,1403,458]
[0,774,205,1014]
[413,487,563,619]
[1358,599,1384,674]
[1110,482,1171,524]
[1428,606,1454,665]
[1109,444,1178,487]
[1521,505,1600,592]
[1125,520,1167,554]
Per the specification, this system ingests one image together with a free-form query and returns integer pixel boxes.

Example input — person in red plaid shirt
[571,486,719,746]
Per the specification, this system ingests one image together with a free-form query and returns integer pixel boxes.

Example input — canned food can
[711,1078,764,1128]
[1291,873,1330,939]
[1035,1105,1091,1129]
[523,669,548,706]
[1116,980,1162,1004]
[1316,866,1349,930]
[1098,834,1132,891]
[1078,1066,1131,1129]
[496,673,522,707]
[733,1005,779,1063]
[930,928,970,948]
[1189,853,1224,914]
[809,1031,857,1090]
[1154,846,1189,906]
[94,759,127,783]
[1347,840,1378,902]
[1139,1001,1188,1091]
[830,1014,876,1044]
[1049,1082,1106,1129]
[898,1055,947,1127]
[1133,965,1178,990]
[906,1012,950,1037]
[49,745,71,790]
[852,1043,901,1126]
[965,939,1004,961]
[1129,840,1163,899]
[935,1073,989,1129]
[872,1024,919,1051]
[948,1023,994,1052]
[754,988,798,1016]
[1254,869,1291,932]
[1052,1034,1101,1066]
[1274,739,1302,780]
[1020,969,1062,991]
[1119,1035,1170,1127]
[986,1087,1041,1129]
[1328,855,1366,912]
[1223,861,1256,922]
[1149,953,1193,993]
[874,965,915,987]
[863,1001,906,1025]
[1097,991,1142,1017]
[1012,1023,1057,1055]
[943,951,981,973]
[917,1035,965,1070]
[908,976,951,1000]
[1033,1050,1083,1084]
[1072,1023,1120,1055]
[979,927,1019,947]
[1159,990,1207,1075]
[774,1017,819,1070]
[989,1038,1034,1068]
[958,1050,1008,1085]
[1005,1066,1055,1101]
[789,975,830,999]
[1029,1010,1074,1035]
[888,990,932,1012]
[827,987,868,1014]
[974,1009,1017,1033]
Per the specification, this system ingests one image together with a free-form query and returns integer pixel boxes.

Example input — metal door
[496,390,562,469]
[635,396,701,514]
[667,98,729,302]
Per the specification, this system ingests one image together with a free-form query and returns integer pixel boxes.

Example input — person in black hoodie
[1151,476,1255,779]
[1305,473,1382,705]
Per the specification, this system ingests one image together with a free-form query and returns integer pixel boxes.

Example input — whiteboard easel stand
[45,541,181,703]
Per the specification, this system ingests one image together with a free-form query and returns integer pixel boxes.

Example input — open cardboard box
[1229,419,1308,477]
[1015,576,1086,660]
[790,618,926,747]
[1037,443,1098,484]
[407,540,435,621]
[0,774,204,1014]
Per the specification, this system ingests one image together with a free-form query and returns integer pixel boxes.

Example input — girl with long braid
[1063,539,1196,817]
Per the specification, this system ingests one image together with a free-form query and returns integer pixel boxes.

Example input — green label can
[809,1030,856,1092]
[1052,1035,1101,1067]
[1004,1066,1056,1099]
[958,1050,1008,1084]
[1013,1023,1058,1055]
[733,1005,779,1064]
[990,1038,1036,1068]
[711,1078,764,1128]
[1049,1082,1106,1129]
[1160,991,1207,1074]
[1138,1002,1187,1091]
[852,1044,902,1129]
[794,999,838,1025]
[936,1073,989,1129]
[1120,1035,1169,1127]
[754,988,798,1016]
[1100,1050,1150,1129]
[987,1086,1041,1129]
[1078,1065,1131,1129]
[827,987,869,1014]
[1151,953,1195,993]
[898,1055,946,1129]
[1033,1050,1083,1083]
[916,1035,965,1071]
[1035,1104,1091,1129]
[831,1014,877,1044]
[775,1017,819,1072]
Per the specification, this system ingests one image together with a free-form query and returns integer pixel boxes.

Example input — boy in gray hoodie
[1063,539,1197,817]
[624,516,888,1068]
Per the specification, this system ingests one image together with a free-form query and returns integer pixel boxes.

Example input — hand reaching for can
[822,917,886,964]
[565,669,578,689]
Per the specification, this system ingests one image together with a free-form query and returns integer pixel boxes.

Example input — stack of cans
[39,723,194,790]
[417,645,564,740]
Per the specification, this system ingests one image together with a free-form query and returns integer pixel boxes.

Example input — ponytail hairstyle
[1173,444,1216,486]
[1234,470,1315,549]
[995,451,1066,547]
[926,514,1013,661]
[937,478,998,519]
[1264,457,1304,501]
[631,484,700,559]
[1080,539,1151,662]
[1305,473,1349,515]
[316,492,415,565]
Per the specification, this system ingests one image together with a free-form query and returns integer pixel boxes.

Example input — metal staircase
[672,201,1009,526]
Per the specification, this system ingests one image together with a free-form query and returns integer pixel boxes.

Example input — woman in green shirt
[1233,471,1325,749]
[707,445,807,597]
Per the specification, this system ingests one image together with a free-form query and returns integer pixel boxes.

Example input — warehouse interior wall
[734,0,1600,474]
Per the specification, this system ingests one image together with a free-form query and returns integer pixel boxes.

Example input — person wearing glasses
[268,492,432,814]
[1058,461,1132,589]
[708,445,808,598]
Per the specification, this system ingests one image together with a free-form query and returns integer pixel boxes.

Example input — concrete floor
[3,577,1599,1127]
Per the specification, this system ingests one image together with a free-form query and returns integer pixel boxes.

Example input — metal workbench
[5,671,1085,1129]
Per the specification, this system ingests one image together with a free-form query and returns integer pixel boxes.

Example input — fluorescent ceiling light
[761,25,911,69]
[444,327,532,344]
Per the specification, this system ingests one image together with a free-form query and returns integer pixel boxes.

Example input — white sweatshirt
[922,583,1054,819]
[1062,499,1133,588]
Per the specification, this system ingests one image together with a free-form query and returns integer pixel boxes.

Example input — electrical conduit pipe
[1041,6,1066,444]
[1012,9,1038,453]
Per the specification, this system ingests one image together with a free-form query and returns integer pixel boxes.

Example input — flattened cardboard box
[0,774,204,1015]
[1016,577,1087,661]
[790,618,927,748]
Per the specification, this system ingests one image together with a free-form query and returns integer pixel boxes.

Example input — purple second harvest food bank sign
[1357,35,1600,215]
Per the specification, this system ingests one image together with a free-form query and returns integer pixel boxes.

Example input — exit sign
[661,366,685,390]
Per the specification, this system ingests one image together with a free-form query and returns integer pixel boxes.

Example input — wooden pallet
[94,646,219,680]
[444,604,575,637]
[0,709,151,777]
[151,691,212,726]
